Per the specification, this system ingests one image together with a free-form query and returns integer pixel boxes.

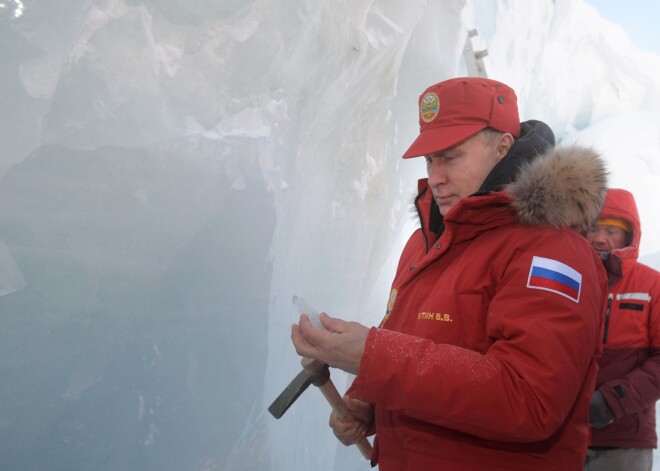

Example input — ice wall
[1,1,279,469]
[1,1,659,471]
[0,0,465,469]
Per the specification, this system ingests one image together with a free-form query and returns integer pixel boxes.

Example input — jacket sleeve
[600,270,660,418]
[349,238,604,443]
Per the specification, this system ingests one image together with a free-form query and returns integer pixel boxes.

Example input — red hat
[402,77,521,159]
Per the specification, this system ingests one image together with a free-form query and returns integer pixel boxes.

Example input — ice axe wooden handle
[301,357,372,461]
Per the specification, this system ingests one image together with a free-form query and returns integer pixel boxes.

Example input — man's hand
[291,312,370,375]
[329,396,374,446]
[589,390,615,429]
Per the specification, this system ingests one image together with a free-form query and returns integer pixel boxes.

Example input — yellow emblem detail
[380,288,398,328]
[420,92,440,122]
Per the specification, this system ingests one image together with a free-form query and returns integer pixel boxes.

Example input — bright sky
[584,0,660,55]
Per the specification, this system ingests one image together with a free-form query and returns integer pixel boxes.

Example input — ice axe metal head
[268,358,329,419]
[268,357,373,460]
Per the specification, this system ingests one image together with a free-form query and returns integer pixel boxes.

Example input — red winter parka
[590,189,660,448]
[348,144,608,471]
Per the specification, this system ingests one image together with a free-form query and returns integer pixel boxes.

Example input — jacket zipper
[602,293,614,344]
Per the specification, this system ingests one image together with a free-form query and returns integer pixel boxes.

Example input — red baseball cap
[402,77,521,159]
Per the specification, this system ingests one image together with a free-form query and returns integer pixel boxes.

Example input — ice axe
[268,356,373,460]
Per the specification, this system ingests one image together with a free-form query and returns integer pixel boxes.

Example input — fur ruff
[505,145,608,233]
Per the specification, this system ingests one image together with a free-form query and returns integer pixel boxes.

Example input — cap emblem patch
[420,92,440,122]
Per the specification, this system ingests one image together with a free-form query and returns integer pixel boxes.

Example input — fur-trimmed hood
[506,145,608,233]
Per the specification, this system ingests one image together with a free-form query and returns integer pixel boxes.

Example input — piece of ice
[292,295,326,331]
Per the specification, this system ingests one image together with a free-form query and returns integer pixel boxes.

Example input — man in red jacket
[585,188,660,471]
[291,77,608,470]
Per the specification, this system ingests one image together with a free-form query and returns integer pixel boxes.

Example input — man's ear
[497,133,515,159]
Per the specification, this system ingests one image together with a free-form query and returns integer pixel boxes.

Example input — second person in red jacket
[585,188,660,471]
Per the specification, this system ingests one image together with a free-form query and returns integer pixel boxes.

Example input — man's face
[425,132,511,216]
[587,225,628,254]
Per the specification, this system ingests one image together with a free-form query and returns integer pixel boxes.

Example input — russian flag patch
[527,256,582,303]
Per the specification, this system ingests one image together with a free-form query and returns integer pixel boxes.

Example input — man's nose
[591,230,608,245]
[428,160,446,186]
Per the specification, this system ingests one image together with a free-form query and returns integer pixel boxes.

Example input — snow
[0,0,658,470]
